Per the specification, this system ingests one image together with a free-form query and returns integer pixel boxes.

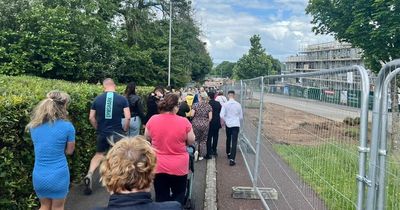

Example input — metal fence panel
[239,78,264,184]
[367,59,400,210]
[228,66,370,210]
[260,67,369,210]
[222,60,400,210]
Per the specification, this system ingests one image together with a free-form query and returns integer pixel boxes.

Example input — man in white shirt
[220,90,243,166]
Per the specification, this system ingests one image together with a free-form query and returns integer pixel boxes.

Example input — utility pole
[168,0,172,87]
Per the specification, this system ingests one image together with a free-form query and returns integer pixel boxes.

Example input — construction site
[285,41,364,72]
[284,41,371,90]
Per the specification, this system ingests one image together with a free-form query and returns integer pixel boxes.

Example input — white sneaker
[194,151,199,162]
[199,157,204,161]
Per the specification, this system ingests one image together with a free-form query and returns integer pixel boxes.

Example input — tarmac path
[65,156,207,210]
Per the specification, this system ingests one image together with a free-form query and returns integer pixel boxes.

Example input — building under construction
[284,41,367,89]
[285,41,364,73]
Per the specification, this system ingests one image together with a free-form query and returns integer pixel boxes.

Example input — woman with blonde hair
[95,136,181,210]
[27,90,76,210]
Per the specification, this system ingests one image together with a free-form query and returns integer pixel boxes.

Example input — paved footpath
[65,156,207,210]
[216,129,264,210]
[241,115,327,210]
[65,129,286,210]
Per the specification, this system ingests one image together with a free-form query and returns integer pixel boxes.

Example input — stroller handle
[186,145,196,154]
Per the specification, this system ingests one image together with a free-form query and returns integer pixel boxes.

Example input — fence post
[240,80,245,138]
[356,66,371,210]
[243,82,247,127]
[253,76,264,189]
[240,80,244,110]
[366,68,387,210]
[376,68,400,210]
[365,61,400,210]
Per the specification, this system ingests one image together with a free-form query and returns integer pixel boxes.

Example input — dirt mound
[246,103,358,146]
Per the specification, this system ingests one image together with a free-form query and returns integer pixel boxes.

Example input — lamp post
[168,0,172,87]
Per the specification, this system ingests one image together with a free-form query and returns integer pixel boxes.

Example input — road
[263,94,363,122]
[259,94,397,131]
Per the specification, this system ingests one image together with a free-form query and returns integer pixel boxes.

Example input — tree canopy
[210,61,236,78]
[233,35,281,79]
[306,0,400,72]
[0,0,212,87]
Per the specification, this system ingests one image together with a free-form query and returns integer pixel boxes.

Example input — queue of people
[27,78,242,210]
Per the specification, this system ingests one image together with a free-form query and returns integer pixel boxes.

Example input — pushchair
[184,145,196,209]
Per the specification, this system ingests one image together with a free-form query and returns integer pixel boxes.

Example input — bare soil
[246,103,359,146]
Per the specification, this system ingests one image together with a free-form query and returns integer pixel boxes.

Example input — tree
[0,1,119,82]
[306,0,400,72]
[211,61,236,78]
[0,0,212,86]
[233,35,280,79]
[306,0,400,150]
[111,0,212,86]
[0,0,30,31]
[270,56,283,75]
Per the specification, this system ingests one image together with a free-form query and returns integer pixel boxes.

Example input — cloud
[192,0,334,63]
[215,36,236,49]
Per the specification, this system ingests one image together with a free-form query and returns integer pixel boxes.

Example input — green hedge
[0,75,153,209]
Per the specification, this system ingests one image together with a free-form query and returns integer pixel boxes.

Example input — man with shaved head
[84,78,131,195]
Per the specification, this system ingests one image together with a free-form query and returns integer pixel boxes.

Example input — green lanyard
[105,92,114,119]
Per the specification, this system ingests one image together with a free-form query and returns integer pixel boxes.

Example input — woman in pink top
[145,93,195,205]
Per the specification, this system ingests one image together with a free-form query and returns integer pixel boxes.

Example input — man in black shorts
[84,78,131,195]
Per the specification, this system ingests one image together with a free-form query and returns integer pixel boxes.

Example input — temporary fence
[224,61,400,209]
[366,60,400,210]
[222,60,400,210]
[223,65,372,210]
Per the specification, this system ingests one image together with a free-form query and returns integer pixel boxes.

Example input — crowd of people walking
[27,78,243,210]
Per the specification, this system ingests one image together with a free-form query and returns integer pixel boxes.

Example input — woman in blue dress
[27,91,76,210]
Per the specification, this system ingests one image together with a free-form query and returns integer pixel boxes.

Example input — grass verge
[273,142,400,210]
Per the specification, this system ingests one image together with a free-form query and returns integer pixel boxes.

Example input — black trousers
[154,173,187,205]
[225,126,239,160]
[207,126,220,156]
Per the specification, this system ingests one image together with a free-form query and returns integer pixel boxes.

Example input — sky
[191,0,334,64]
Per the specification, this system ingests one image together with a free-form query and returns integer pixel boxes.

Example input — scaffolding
[286,41,363,72]
[284,41,366,89]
